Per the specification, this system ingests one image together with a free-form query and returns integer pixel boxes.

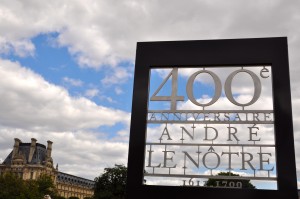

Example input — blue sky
[0,0,300,189]
[7,34,134,112]
[4,33,133,139]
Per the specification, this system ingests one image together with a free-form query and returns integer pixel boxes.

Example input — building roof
[2,142,47,165]
[1,138,95,190]
[57,172,95,188]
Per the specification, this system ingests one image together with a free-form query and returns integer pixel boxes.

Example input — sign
[145,66,276,188]
[126,38,298,199]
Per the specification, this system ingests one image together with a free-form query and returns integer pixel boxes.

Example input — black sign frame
[126,37,298,199]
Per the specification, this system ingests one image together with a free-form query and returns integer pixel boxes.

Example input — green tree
[0,172,27,199]
[205,172,255,189]
[36,174,58,197]
[55,196,66,199]
[0,172,59,199]
[94,165,127,199]
[23,179,41,199]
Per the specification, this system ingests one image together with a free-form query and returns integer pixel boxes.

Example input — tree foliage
[94,165,127,199]
[0,172,59,199]
[36,174,58,196]
[0,172,27,199]
[205,172,255,189]
[55,196,66,199]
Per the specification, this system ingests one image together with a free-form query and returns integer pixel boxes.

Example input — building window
[30,172,34,179]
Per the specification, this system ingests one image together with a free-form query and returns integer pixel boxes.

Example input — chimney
[12,138,21,158]
[46,140,53,158]
[28,138,37,163]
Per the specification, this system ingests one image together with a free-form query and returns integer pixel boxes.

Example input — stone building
[56,172,94,198]
[0,138,94,199]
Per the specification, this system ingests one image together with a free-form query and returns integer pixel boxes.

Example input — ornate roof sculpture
[2,138,52,166]
[0,138,94,199]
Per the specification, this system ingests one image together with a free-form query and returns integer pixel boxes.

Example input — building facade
[0,138,94,199]
[57,172,94,198]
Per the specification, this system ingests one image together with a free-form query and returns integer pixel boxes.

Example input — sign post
[126,38,298,199]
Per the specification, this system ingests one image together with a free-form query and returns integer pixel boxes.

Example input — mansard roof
[57,172,95,188]
[1,138,95,189]
[2,142,47,165]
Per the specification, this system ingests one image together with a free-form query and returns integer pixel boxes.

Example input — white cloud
[0,58,129,131]
[1,0,300,187]
[63,77,83,87]
[0,128,128,180]
[115,87,124,95]
[84,88,99,98]
[1,0,300,83]
[13,40,35,57]
[99,95,117,104]
[101,66,132,85]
